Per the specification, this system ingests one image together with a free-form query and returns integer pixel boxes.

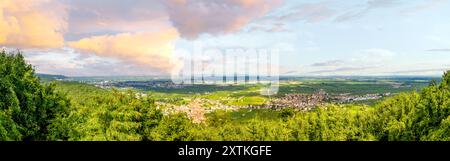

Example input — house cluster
[331,93,391,103]
[158,98,242,123]
[262,90,328,111]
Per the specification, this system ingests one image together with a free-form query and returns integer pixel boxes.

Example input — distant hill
[36,73,68,80]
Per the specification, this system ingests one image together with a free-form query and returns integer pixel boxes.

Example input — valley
[49,75,434,124]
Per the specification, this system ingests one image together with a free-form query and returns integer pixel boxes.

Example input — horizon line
[37,73,443,78]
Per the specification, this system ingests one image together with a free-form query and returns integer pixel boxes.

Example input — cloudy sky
[1,0,449,76]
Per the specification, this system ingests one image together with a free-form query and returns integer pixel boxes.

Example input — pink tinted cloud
[162,0,283,39]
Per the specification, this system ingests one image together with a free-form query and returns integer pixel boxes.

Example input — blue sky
[1,0,449,76]
[188,0,450,76]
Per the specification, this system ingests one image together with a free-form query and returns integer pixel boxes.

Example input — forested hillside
[0,50,70,141]
[1,50,449,141]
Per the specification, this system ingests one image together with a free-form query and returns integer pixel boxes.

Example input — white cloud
[296,48,397,75]
[352,48,396,63]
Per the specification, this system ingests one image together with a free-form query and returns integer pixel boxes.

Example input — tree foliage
[0,50,70,140]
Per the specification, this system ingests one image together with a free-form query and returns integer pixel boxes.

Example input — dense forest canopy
[1,50,449,141]
[0,50,70,140]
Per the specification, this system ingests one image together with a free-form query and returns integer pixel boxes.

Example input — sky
[1,0,450,76]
